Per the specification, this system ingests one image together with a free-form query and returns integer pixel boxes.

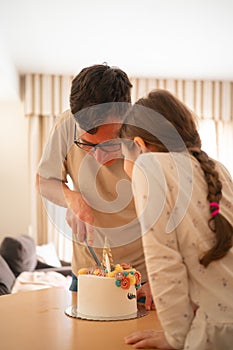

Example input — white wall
[0,99,30,243]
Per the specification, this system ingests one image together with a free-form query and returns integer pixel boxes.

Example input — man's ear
[134,136,147,152]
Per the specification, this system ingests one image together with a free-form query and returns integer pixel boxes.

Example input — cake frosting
[77,263,141,320]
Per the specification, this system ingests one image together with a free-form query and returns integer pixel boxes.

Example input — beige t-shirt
[133,152,233,349]
[38,110,147,281]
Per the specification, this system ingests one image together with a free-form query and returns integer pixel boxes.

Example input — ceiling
[0,0,233,98]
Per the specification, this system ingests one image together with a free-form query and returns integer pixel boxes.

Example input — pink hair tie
[209,202,220,217]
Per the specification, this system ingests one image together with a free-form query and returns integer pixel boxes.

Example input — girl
[120,89,233,349]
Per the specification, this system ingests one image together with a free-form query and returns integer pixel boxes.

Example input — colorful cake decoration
[77,263,141,291]
[78,237,141,290]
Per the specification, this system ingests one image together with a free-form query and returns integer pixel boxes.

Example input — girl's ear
[134,136,147,153]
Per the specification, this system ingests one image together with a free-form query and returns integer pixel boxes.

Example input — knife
[84,238,102,267]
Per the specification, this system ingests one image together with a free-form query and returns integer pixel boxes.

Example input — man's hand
[137,282,155,311]
[65,191,94,245]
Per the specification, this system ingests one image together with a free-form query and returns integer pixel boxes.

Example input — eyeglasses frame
[73,124,122,153]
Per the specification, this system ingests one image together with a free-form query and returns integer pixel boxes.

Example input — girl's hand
[124,329,175,349]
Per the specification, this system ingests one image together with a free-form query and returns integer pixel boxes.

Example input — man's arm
[36,174,71,208]
[36,174,94,244]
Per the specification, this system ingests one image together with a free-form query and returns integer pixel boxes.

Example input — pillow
[0,235,37,276]
[0,255,16,295]
[36,242,61,268]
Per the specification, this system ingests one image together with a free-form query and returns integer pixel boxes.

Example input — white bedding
[12,271,71,293]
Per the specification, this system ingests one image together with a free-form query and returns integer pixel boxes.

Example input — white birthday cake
[77,263,141,320]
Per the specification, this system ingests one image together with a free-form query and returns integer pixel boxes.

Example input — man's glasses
[73,124,122,153]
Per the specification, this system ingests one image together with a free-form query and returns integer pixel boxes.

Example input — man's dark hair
[70,64,132,133]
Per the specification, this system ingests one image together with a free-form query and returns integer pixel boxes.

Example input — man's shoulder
[54,109,75,130]
[56,109,73,123]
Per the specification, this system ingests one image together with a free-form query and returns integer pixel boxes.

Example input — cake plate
[65,304,149,321]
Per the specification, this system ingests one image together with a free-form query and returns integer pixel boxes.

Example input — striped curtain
[22,74,73,260]
[131,78,233,121]
[23,74,233,261]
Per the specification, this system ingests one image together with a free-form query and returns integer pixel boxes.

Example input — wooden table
[0,288,164,350]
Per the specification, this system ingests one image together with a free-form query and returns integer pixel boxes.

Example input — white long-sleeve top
[132,152,233,350]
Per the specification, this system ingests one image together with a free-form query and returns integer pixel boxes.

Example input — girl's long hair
[121,89,233,267]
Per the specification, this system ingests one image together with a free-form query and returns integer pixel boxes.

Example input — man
[37,64,153,309]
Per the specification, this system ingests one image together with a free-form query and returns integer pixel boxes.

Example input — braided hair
[121,89,233,267]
